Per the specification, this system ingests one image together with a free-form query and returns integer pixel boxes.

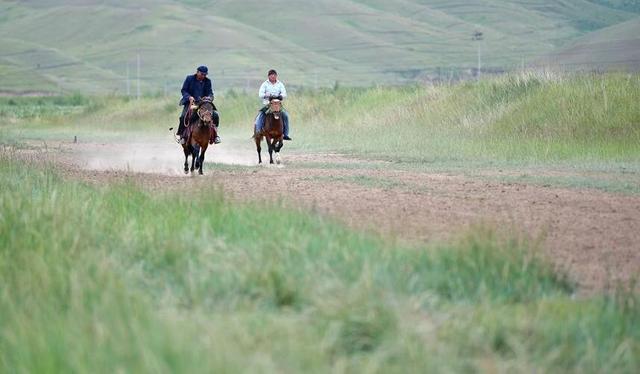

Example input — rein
[174,105,194,144]
[184,105,193,128]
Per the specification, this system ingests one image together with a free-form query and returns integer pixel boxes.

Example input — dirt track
[14,136,640,294]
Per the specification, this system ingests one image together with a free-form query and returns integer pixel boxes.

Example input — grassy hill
[0,0,638,94]
[534,16,640,71]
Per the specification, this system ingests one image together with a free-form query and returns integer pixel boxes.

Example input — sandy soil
[11,136,640,294]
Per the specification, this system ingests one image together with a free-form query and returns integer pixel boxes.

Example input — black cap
[197,65,208,75]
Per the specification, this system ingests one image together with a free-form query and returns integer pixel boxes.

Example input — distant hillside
[588,0,640,13]
[533,17,640,71]
[0,0,637,94]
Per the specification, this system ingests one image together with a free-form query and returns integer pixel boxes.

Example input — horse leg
[275,139,283,164]
[255,135,262,164]
[183,147,189,174]
[194,142,199,169]
[268,138,274,164]
[191,144,198,173]
[198,145,207,175]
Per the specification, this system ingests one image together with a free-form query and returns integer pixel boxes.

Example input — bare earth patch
[10,138,640,294]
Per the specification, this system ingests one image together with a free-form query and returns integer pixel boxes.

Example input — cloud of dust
[79,134,257,175]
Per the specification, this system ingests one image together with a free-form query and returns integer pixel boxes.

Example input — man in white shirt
[255,69,292,140]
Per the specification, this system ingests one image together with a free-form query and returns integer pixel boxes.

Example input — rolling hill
[0,0,638,94]
[533,16,640,71]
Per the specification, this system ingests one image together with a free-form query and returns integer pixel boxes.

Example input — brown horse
[182,97,218,175]
[254,99,284,164]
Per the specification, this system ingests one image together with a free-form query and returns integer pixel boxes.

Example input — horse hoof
[275,153,281,164]
[184,170,188,174]
[199,171,203,175]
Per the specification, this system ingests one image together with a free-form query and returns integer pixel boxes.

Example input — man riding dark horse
[176,65,221,145]
[182,96,216,175]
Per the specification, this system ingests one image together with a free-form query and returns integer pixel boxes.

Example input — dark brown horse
[182,97,218,174]
[254,99,284,164]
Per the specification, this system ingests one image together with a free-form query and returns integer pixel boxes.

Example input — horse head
[196,97,214,124]
[269,99,282,120]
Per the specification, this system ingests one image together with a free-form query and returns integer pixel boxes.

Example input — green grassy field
[1,156,638,372]
[3,72,639,194]
[3,72,639,163]
[1,0,638,94]
[1,73,640,372]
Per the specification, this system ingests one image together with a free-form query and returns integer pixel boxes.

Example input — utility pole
[136,52,141,100]
[472,31,483,79]
[126,63,130,96]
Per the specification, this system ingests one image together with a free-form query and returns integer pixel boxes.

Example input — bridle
[185,97,213,127]
[197,104,213,124]
[269,99,282,120]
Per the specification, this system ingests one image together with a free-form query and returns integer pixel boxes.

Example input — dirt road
[14,136,640,293]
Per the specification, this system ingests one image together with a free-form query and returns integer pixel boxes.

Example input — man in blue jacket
[176,65,220,144]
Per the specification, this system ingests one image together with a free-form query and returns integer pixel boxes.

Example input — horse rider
[176,65,221,144]
[254,69,292,140]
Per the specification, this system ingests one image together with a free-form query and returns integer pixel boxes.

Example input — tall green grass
[0,94,88,119]
[2,73,638,164]
[290,72,640,163]
[1,155,638,372]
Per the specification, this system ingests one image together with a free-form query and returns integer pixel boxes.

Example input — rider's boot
[177,118,187,144]
[212,114,221,144]
[209,126,221,144]
[283,114,292,140]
